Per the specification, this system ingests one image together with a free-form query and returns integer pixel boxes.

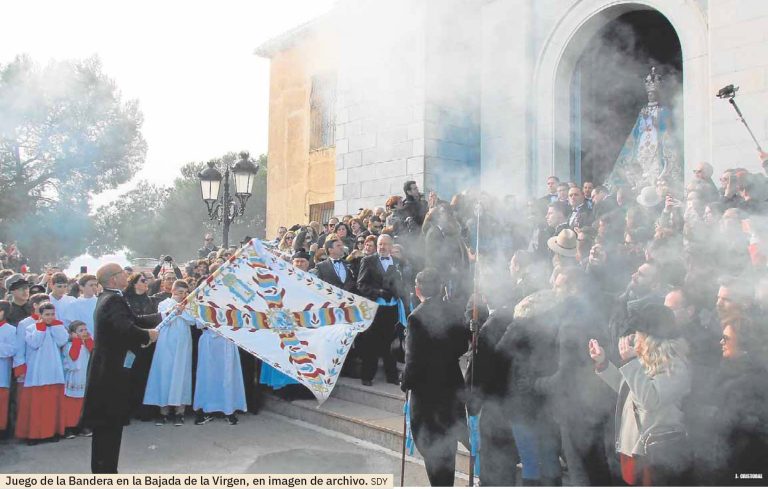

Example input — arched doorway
[532,0,709,193]
[571,10,682,185]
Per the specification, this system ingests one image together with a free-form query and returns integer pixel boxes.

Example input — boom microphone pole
[717,84,764,152]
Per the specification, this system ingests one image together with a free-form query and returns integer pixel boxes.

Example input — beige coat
[598,358,690,456]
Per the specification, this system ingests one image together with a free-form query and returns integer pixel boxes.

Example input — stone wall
[709,0,768,176]
[263,23,338,235]
[333,0,429,216]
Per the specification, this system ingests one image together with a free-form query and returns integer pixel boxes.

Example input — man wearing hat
[291,249,312,272]
[5,274,31,326]
[547,228,579,259]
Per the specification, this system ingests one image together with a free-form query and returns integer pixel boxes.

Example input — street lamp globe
[232,151,259,198]
[198,160,223,212]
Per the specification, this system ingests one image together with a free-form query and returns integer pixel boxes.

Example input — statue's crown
[644,66,662,93]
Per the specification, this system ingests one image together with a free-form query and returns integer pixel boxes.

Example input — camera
[716,84,738,99]
[164,255,173,262]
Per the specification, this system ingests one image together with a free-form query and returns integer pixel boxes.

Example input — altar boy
[18,302,67,443]
[62,320,93,438]
[0,301,15,434]
[144,281,198,426]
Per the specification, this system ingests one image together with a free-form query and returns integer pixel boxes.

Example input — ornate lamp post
[197,152,259,248]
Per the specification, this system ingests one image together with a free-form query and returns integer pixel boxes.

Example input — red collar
[36,319,63,328]
[0,321,6,327]
[31,314,40,321]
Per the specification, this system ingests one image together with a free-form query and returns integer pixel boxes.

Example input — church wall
[709,0,768,176]
[480,0,534,200]
[333,0,428,216]
[422,0,482,198]
[264,25,338,236]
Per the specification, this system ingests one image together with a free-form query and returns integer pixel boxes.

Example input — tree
[91,153,268,263]
[0,54,147,269]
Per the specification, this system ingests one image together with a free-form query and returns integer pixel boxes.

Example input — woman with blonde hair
[588,303,691,485]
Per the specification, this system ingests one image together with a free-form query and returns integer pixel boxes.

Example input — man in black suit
[82,263,166,473]
[315,237,356,292]
[356,234,403,386]
[401,268,469,486]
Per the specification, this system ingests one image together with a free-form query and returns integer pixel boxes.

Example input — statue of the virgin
[605,67,681,191]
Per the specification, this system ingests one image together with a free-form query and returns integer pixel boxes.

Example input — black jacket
[356,253,404,302]
[315,258,356,292]
[710,356,768,482]
[125,292,159,316]
[401,296,469,394]
[465,305,514,415]
[401,195,428,228]
[82,290,162,428]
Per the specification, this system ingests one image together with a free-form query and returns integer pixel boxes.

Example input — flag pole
[468,201,482,487]
[400,390,410,486]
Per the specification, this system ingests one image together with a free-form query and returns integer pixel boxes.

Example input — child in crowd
[0,301,15,435]
[63,274,99,338]
[144,280,198,426]
[48,272,75,321]
[13,293,50,439]
[62,320,93,439]
[193,322,246,426]
[18,302,67,444]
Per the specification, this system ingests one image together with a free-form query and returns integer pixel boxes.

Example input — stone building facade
[258,0,768,234]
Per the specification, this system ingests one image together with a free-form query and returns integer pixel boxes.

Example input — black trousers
[479,402,518,487]
[560,414,613,486]
[411,392,467,487]
[91,425,124,473]
[128,344,156,419]
[356,305,398,382]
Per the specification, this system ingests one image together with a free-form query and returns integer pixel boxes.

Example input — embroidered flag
[166,238,378,403]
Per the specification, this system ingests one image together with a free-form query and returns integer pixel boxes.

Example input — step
[331,377,405,414]
[262,394,472,476]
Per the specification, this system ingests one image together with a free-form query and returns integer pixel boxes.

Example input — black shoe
[64,429,76,440]
[225,414,238,425]
[155,415,168,426]
[386,377,399,385]
[173,415,184,426]
[194,414,213,425]
[80,428,93,437]
[361,379,373,386]
[27,439,39,446]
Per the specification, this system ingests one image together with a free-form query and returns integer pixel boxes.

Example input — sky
[0,0,336,208]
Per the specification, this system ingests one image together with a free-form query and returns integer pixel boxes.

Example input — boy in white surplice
[143,281,199,426]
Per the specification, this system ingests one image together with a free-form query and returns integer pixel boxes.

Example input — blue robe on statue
[143,298,196,407]
[605,103,680,191]
[193,327,247,415]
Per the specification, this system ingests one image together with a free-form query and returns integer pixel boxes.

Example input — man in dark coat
[356,234,404,386]
[532,267,616,486]
[465,298,518,487]
[315,237,357,292]
[400,180,429,228]
[82,263,162,473]
[401,268,469,486]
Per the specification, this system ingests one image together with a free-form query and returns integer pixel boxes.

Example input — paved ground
[0,412,452,486]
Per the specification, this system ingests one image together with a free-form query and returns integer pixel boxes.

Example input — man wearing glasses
[198,233,219,259]
[83,263,182,473]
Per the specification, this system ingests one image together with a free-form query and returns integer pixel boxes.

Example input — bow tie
[380,257,392,262]
[333,259,344,265]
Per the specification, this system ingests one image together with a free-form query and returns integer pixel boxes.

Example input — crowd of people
[0,250,261,449]
[2,163,768,484]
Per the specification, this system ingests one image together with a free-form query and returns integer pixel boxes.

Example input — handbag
[633,403,691,469]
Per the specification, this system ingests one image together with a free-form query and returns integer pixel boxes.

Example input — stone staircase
[262,372,472,485]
